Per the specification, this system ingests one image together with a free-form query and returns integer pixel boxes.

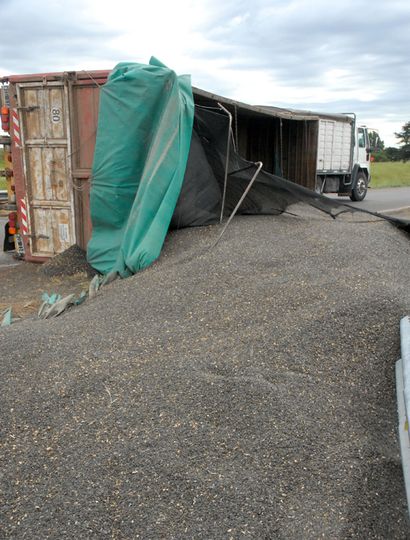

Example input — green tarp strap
[87,57,194,276]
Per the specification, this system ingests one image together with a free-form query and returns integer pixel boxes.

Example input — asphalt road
[0,216,21,268]
[326,186,410,215]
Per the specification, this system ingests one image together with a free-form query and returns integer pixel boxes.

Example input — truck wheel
[350,172,368,201]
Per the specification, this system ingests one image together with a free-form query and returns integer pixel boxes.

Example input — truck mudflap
[349,164,361,190]
[396,316,410,515]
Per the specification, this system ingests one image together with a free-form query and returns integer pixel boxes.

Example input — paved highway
[326,186,410,215]
[0,216,21,268]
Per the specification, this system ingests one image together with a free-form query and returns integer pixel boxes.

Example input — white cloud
[0,0,409,146]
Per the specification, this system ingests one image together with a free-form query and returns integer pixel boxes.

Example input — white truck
[316,115,374,201]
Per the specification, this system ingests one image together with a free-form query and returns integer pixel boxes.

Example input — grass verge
[371,161,410,188]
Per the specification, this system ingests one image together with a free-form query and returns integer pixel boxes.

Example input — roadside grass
[371,161,410,188]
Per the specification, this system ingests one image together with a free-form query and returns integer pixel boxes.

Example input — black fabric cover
[170,129,221,228]
[170,106,410,234]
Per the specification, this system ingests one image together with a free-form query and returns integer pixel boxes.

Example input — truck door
[17,80,75,257]
[357,127,369,167]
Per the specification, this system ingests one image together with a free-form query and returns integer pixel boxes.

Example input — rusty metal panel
[73,185,92,251]
[7,70,109,85]
[70,82,101,171]
[17,80,75,256]
[69,75,106,250]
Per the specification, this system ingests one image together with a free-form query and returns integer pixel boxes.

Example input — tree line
[371,121,410,162]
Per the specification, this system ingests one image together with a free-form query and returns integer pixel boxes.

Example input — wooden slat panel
[19,82,75,256]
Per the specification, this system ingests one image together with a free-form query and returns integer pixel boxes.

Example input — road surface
[0,216,21,268]
[326,186,410,216]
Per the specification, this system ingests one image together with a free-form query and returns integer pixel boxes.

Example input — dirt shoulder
[0,261,90,321]
[1,213,95,322]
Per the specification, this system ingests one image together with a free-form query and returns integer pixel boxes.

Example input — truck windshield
[358,128,365,148]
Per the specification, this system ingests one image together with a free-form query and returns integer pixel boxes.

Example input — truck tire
[350,172,368,201]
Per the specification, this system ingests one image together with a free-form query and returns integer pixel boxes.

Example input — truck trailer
[195,92,373,202]
[0,69,374,262]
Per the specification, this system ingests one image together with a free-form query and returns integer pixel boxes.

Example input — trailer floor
[1,205,410,538]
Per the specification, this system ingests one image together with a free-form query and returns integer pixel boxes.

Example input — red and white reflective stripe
[19,198,28,235]
[11,108,21,147]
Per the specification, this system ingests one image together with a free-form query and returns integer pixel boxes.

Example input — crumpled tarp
[87,58,194,276]
[87,59,410,278]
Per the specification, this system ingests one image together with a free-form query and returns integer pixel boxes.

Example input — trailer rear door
[17,80,75,256]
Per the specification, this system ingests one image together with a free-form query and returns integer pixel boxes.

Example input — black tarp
[171,105,410,234]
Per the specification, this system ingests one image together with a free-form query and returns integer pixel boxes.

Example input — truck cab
[351,125,371,201]
[316,116,372,202]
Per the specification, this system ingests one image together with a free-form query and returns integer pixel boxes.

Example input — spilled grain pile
[1,205,409,538]
[40,244,97,277]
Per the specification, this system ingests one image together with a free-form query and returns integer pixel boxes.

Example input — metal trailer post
[217,102,233,223]
[212,161,263,248]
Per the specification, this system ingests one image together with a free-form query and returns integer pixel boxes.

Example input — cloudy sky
[1,0,409,146]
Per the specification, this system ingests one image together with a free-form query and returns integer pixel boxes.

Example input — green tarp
[87,58,194,276]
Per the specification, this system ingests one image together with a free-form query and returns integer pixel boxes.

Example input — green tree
[369,130,384,151]
[395,121,410,161]
[385,147,401,161]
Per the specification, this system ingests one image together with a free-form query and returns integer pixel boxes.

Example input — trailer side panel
[317,119,352,174]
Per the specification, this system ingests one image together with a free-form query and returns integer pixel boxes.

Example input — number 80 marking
[51,108,61,123]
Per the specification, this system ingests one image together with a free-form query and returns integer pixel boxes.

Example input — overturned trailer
[0,64,365,264]
[195,89,372,201]
[0,70,106,261]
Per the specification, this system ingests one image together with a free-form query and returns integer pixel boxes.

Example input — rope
[81,70,103,88]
